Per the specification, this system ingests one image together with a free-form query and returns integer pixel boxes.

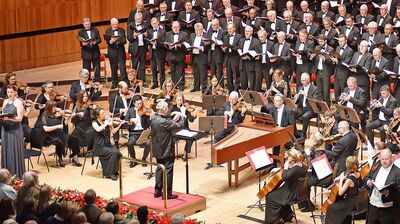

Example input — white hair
[79,69,89,76]
[0,169,9,183]
[229,91,239,99]
[156,100,168,112]
[171,213,185,224]
[22,171,34,187]
[98,212,114,224]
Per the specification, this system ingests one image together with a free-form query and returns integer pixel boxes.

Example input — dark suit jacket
[349,51,373,86]
[311,45,334,76]
[78,27,102,60]
[295,84,322,111]
[316,10,335,20]
[297,10,316,22]
[216,102,245,125]
[325,131,357,175]
[271,41,292,75]
[178,10,201,28]
[361,33,385,49]
[340,87,367,114]
[109,92,133,116]
[333,45,354,79]
[299,23,320,37]
[69,80,102,102]
[105,28,127,59]
[202,0,221,11]
[321,28,338,47]
[127,9,151,25]
[278,20,300,38]
[340,26,360,49]
[188,33,210,64]
[371,95,397,121]
[376,14,393,28]
[147,27,167,59]
[264,19,284,33]
[154,11,175,23]
[237,37,261,71]
[364,163,400,204]
[165,0,185,11]
[255,39,274,70]
[78,204,102,224]
[270,105,295,127]
[355,14,375,27]
[127,22,149,56]
[371,57,390,88]
[125,107,151,131]
[223,32,242,65]
[293,39,314,65]
[206,28,227,63]
[164,31,188,62]
[219,16,242,34]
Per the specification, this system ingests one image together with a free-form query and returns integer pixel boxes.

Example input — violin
[123,90,135,100]
[49,90,69,101]
[321,170,352,214]
[14,81,28,91]
[232,102,246,113]
[212,85,225,96]
[105,116,125,128]
[137,107,154,117]
[85,81,101,90]
[55,108,72,118]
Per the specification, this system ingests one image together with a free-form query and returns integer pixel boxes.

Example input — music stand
[173,129,207,194]
[198,116,227,170]
[284,97,298,110]
[335,104,361,124]
[352,126,368,159]
[308,98,330,132]
[136,129,154,179]
[202,95,228,116]
[240,90,268,112]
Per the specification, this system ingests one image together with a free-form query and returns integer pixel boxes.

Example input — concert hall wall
[0,0,135,73]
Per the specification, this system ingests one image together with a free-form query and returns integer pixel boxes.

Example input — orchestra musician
[349,40,373,101]
[215,91,247,142]
[293,73,322,138]
[260,69,289,113]
[292,29,315,89]
[325,156,362,224]
[1,85,26,178]
[1,72,30,98]
[384,107,400,154]
[204,76,227,96]
[77,18,102,82]
[105,18,127,89]
[187,23,209,93]
[92,107,123,181]
[151,100,185,199]
[158,79,176,103]
[364,148,400,224]
[69,69,102,103]
[325,121,358,176]
[264,148,306,224]
[33,81,61,129]
[222,23,241,93]
[148,17,167,89]
[127,12,148,84]
[370,48,390,100]
[109,81,133,149]
[125,95,152,168]
[127,69,144,95]
[366,85,397,145]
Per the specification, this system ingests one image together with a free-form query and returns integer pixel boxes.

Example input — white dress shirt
[370,164,394,208]
[243,38,251,52]
[302,84,310,107]
[379,96,389,121]
[276,105,284,127]
[133,108,143,131]
[346,89,355,108]
[119,93,128,114]
[86,30,91,39]
[136,24,144,46]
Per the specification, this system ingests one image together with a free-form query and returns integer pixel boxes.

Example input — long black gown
[265,165,306,224]
[1,102,25,178]
[325,175,362,224]
[70,108,94,149]
[92,120,122,177]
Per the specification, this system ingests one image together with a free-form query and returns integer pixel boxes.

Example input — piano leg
[227,162,232,187]
[234,159,239,188]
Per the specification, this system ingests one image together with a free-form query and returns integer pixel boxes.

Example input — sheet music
[175,129,197,137]
[367,140,375,167]
[250,150,273,169]
[312,154,332,180]
[372,2,381,8]
[183,42,191,48]
[393,153,400,168]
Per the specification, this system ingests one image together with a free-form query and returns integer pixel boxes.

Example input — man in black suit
[280,10,300,45]
[205,19,227,88]
[316,1,335,21]
[148,17,167,89]
[202,9,216,32]
[294,73,322,138]
[297,1,316,22]
[244,8,264,31]
[222,23,242,92]
[282,1,298,19]
[355,4,375,35]
[377,4,393,29]
[69,69,102,103]
[151,100,185,199]
[125,95,151,168]
[340,15,360,50]
[270,32,292,84]
[370,48,390,100]
[331,34,354,101]
[218,0,239,15]
[177,1,201,34]
[334,4,349,27]
[187,23,209,92]
[270,94,295,128]
[366,85,397,145]
[382,24,399,70]
[78,189,102,224]
[77,18,102,82]
[215,91,247,142]
[349,40,373,101]
[109,81,132,148]
[238,26,261,90]
[264,10,284,39]
[166,0,185,14]
[337,77,367,128]
[154,2,175,31]
[202,0,221,12]
[105,18,127,89]
[255,30,273,92]
[127,0,151,25]
[127,13,148,83]
[324,121,357,176]
[321,17,338,48]
[310,34,334,105]
[164,21,188,90]
[393,45,400,105]
[361,22,385,50]
[292,29,314,88]
[220,8,242,34]
[299,13,320,37]
[364,149,400,224]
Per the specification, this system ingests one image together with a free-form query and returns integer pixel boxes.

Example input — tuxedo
[69,80,102,103]
[77,27,102,81]
[165,31,188,89]
[270,105,295,128]
[355,14,375,34]
[366,95,397,145]
[147,27,167,87]
[361,33,385,50]
[125,107,151,161]
[293,40,314,88]
[223,33,242,92]
[297,10,316,22]
[299,23,320,37]
[154,12,175,31]
[325,131,357,175]
[393,56,400,104]
[207,28,227,87]
[217,5,239,15]
[255,39,274,92]
[340,26,360,50]
[271,41,292,83]
[238,37,262,90]
[202,0,221,11]
[312,44,334,104]
[316,10,335,20]
[294,84,322,136]
[219,16,242,34]
[371,57,390,100]
[165,0,185,12]
[127,22,149,81]
[339,87,367,125]
[202,17,214,32]
[127,9,151,25]
[382,34,399,70]
[376,14,393,28]
[245,17,264,31]
[177,10,201,33]
[264,19,284,35]
[320,28,338,48]
[105,27,127,86]
[333,45,354,100]
[215,102,246,142]
[188,33,210,92]
[278,20,300,45]
[349,51,373,100]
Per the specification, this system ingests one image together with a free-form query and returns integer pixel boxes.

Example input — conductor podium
[211,113,294,187]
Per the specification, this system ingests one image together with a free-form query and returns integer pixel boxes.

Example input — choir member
[355,4,375,35]
[255,29,273,92]
[280,10,300,45]
[299,13,320,37]
[340,15,359,50]
[219,8,242,34]
[370,48,390,100]
[349,40,373,101]
[394,44,400,105]
[127,0,151,25]
[321,17,338,48]
[292,29,314,88]
[316,1,335,21]
[361,22,384,50]
[382,24,399,70]
[148,17,167,89]
[270,32,292,84]
[376,4,392,29]
[264,10,283,39]
[202,9,215,32]
[222,23,242,92]
[238,26,261,90]
[178,1,201,34]
[154,2,175,30]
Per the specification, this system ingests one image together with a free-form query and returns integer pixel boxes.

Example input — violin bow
[60,97,68,126]
[111,93,118,120]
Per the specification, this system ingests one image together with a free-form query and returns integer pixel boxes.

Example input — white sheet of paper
[250,150,273,169]
[367,140,375,167]
[175,129,197,137]
[329,0,338,7]
[312,157,332,180]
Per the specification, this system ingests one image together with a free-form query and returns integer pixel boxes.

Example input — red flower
[372,165,377,172]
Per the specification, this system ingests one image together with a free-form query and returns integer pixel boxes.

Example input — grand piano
[212,113,294,187]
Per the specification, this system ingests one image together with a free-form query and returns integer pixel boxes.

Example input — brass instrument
[338,91,350,105]
[370,97,383,111]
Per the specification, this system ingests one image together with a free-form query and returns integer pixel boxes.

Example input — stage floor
[0,61,366,223]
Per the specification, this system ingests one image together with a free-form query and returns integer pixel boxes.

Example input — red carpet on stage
[118,187,206,217]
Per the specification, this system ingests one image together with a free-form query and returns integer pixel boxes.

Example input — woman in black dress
[41,100,80,167]
[265,148,306,224]
[261,69,288,113]
[325,156,361,224]
[170,93,197,155]
[1,85,26,177]
[157,80,176,103]
[1,72,30,98]
[92,107,123,180]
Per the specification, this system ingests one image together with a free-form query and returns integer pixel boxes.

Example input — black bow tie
[186,12,191,14]
[174,33,179,35]
[154,29,159,32]
[85,29,91,31]
[361,16,365,19]
[340,47,345,50]
[307,24,311,27]
[245,38,251,41]
[230,34,234,37]
[136,23,141,26]
[280,43,284,45]
[161,14,166,16]
[369,34,373,37]
[228,19,232,22]
[213,30,218,33]
[300,42,305,44]
[113,29,118,32]
[287,22,291,25]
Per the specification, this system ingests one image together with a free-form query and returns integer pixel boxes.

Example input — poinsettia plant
[11,177,203,224]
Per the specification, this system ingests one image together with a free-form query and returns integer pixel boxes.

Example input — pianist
[215,91,247,142]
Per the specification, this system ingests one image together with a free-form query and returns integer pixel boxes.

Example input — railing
[118,156,168,210]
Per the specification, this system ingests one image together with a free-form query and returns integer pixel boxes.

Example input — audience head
[0,169,11,184]
[170,213,185,224]
[23,197,37,212]
[137,206,149,224]
[37,185,53,213]
[57,202,72,221]
[84,189,97,205]
[98,212,114,224]
[71,212,87,224]
[22,171,38,187]
[0,198,16,218]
